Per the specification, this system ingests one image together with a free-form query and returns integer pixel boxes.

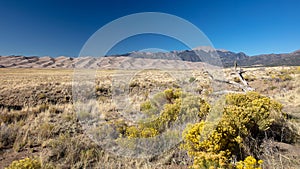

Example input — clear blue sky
[0,0,299,57]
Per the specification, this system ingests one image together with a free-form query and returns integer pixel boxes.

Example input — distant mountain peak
[292,49,300,54]
[217,49,230,52]
[192,46,229,53]
[192,46,216,52]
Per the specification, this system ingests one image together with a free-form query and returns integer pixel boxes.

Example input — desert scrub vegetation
[1,68,299,168]
[0,103,113,168]
[113,88,295,168]
[118,88,209,139]
[181,92,295,169]
[267,68,294,82]
[110,88,297,168]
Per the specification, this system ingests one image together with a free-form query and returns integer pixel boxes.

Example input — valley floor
[0,67,299,168]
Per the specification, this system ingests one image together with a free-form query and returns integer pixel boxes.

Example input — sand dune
[0,56,210,70]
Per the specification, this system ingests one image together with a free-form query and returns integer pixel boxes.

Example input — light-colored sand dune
[0,56,212,70]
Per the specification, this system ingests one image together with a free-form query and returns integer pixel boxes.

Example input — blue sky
[0,0,299,57]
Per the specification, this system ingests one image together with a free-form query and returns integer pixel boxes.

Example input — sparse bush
[129,81,139,88]
[189,77,196,83]
[0,110,27,124]
[46,133,101,167]
[77,111,92,121]
[233,77,241,83]
[0,106,44,122]
[140,100,152,111]
[95,85,111,95]
[38,93,46,99]
[278,73,292,81]
[270,70,293,81]
[140,100,158,116]
[49,106,62,114]
[114,119,127,137]
[244,75,256,82]
[38,122,54,139]
[38,104,49,113]
[0,124,19,149]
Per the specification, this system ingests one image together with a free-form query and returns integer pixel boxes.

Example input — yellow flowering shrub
[192,151,229,169]
[5,158,41,169]
[236,156,263,169]
[125,126,159,138]
[125,126,140,138]
[140,127,159,138]
[182,121,233,168]
[182,92,283,168]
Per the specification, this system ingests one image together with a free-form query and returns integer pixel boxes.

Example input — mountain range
[0,47,299,69]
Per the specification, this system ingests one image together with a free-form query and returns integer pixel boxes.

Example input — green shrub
[189,77,196,83]
[140,100,158,117]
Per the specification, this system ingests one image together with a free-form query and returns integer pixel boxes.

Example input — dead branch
[204,61,255,93]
